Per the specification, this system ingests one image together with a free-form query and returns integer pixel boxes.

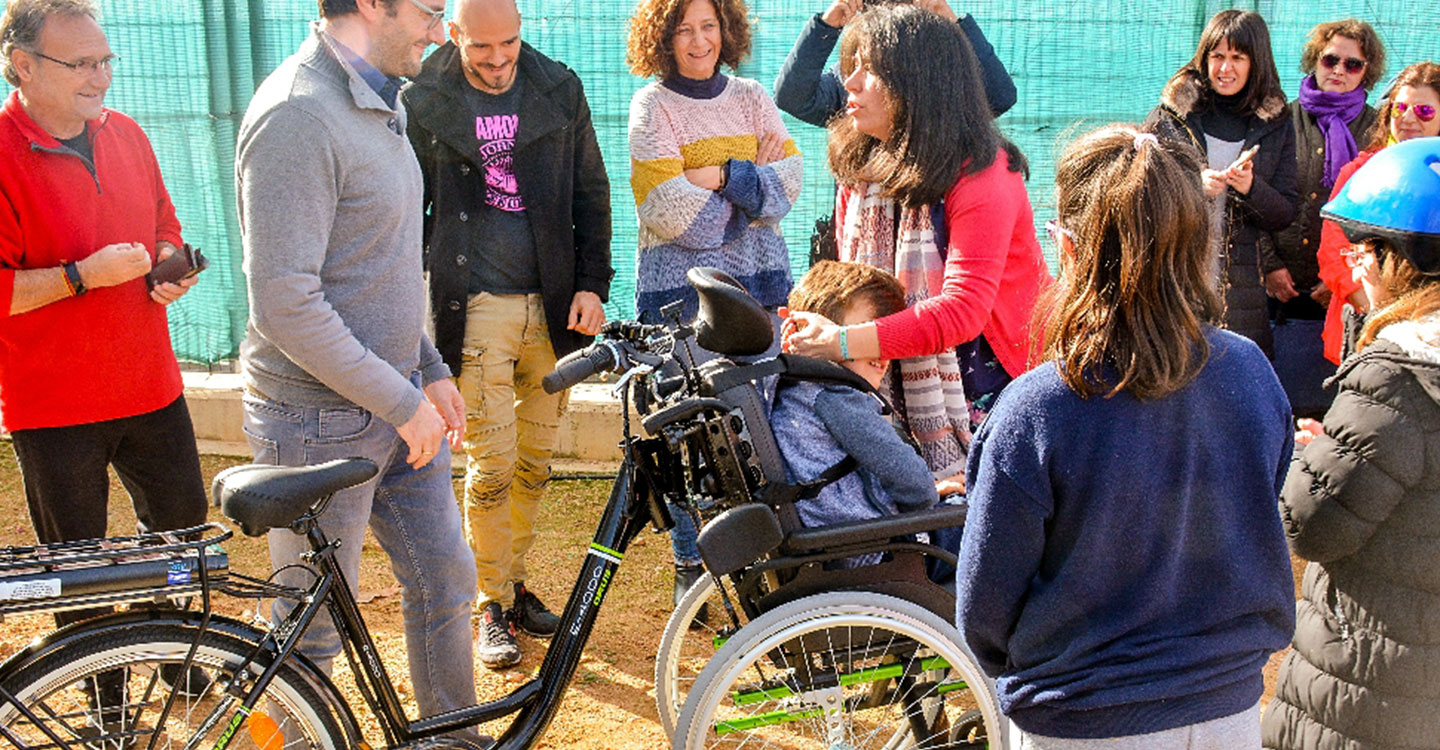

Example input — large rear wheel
[654,574,754,740]
[0,622,347,750]
[674,592,1002,749]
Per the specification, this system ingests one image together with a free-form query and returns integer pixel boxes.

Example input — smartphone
[146,243,208,289]
[1229,144,1260,171]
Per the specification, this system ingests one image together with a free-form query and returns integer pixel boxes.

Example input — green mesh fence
[2,0,1437,364]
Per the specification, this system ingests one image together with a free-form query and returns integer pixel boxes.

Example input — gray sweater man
[234,0,479,733]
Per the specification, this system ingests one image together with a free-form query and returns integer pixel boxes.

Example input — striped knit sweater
[628,75,802,320]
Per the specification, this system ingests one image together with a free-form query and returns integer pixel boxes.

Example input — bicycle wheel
[0,621,347,750]
[654,574,754,740]
[674,591,1003,749]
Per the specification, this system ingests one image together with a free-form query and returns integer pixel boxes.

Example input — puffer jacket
[1261,317,1440,750]
[1143,70,1299,357]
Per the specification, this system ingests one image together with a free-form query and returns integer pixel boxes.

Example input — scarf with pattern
[838,182,971,479]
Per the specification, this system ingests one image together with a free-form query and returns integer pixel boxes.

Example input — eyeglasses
[28,50,117,75]
[1045,220,1076,247]
[406,0,445,31]
[1393,101,1437,122]
[1340,243,1373,269]
[1319,54,1366,74]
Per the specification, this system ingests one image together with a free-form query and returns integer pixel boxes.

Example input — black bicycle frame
[254,439,658,750]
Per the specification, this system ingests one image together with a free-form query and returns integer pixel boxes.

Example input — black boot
[673,563,708,628]
[511,582,561,638]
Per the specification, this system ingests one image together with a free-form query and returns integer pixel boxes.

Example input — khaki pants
[457,292,567,610]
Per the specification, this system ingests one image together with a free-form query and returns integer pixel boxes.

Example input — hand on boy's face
[783,310,842,361]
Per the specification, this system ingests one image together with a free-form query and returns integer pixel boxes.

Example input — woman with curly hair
[625,0,802,611]
[785,3,1050,479]
[1266,19,1384,418]
[1144,9,1299,357]
[626,0,801,325]
[1315,62,1440,364]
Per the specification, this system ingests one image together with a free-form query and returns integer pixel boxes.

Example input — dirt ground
[0,449,1302,748]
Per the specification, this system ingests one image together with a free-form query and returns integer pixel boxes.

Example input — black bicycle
[0,268,1000,750]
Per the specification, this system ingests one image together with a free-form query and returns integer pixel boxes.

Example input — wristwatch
[62,261,87,296]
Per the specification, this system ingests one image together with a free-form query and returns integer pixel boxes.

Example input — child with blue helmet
[1263,136,1440,750]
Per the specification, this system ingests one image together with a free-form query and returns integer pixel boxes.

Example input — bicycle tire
[654,574,754,740]
[0,621,347,750]
[674,591,1003,749]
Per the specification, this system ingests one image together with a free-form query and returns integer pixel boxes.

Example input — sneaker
[511,582,560,638]
[476,602,521,669]
[158,662,213,699]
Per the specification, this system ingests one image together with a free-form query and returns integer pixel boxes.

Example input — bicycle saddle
[212,458,379,536]
[689,266,773,356]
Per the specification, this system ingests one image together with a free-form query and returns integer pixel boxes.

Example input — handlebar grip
[542,344,616,394]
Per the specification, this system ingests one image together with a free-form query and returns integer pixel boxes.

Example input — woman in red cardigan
[1317,61,1440,363]
[785,3,1050,480]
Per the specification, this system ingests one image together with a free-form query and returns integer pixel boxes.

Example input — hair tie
[1133,132,1159,151]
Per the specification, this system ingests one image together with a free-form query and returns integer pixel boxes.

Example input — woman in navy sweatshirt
[955,124,1296,747]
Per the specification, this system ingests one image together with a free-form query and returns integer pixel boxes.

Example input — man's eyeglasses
[1319,54,1367,74]
[406,0,445,31]
[28,50,118,75]
[1394,101,1437,122]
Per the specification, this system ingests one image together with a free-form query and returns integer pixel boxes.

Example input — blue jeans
[242,381,479,723]
[1271,318,1334,420]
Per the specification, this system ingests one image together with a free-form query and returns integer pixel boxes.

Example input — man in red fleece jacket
[0,0,205,627]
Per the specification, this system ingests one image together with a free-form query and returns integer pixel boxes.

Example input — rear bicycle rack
[0,523,232,618]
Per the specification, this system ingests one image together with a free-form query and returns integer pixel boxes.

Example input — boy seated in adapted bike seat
[773,261,943,568]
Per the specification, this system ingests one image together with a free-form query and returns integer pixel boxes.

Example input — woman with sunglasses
[1144,9,1298,357]
[784,3,1050,481]
[1316,62,1440,364]
[1265,20,1383,419]
[1261,135,1440,750]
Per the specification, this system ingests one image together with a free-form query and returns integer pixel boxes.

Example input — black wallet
[147,243,208,289]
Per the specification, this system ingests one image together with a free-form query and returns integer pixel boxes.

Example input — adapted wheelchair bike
[578,268,1002,748]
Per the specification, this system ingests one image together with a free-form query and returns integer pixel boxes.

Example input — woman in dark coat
[1144,9,1298,356]
[1265,19,1384,418]
[1261,137,1440,750]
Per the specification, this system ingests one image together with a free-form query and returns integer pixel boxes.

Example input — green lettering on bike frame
[211,705,250,750]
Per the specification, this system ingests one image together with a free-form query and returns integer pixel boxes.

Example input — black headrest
[688,267,774,357]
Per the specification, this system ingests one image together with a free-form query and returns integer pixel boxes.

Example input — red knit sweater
[863,150,1051,377]
[0,92,184,430]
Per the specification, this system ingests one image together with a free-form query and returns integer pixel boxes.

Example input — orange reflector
[247,711,283,750]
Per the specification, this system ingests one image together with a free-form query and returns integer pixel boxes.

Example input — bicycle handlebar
[542,343,618,394]
[541,321,671,395]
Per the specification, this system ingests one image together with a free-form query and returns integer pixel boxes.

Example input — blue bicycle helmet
[1321,136,1440,276]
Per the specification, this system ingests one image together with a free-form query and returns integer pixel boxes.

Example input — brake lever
[613,363,654,399]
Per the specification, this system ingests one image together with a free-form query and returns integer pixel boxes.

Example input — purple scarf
[1298,74,1368,188]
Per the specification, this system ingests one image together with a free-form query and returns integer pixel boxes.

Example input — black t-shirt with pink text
[461,78,539,295]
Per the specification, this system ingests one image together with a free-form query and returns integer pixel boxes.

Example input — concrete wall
[182,373,624,470]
